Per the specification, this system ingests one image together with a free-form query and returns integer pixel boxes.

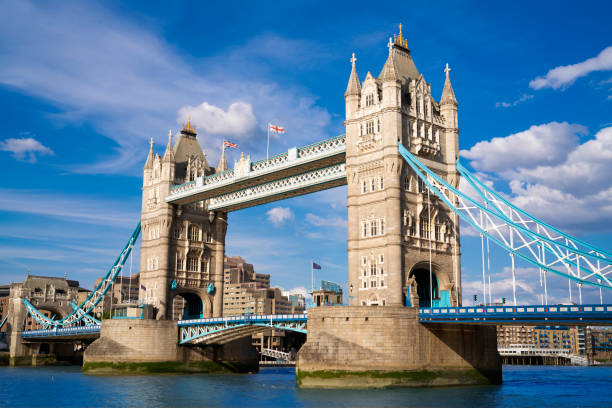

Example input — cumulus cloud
[266,206,294,227]
[460,122,586,174]
[530,46,612,90]
[305,213,348,228]
[282,286,312,301]
[462,124,612,234]
[0,137,53,162]
[177,101,257,137]
[0,1,332,175]
[495,93,533,108]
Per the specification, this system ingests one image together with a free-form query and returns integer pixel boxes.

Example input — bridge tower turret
[345,25,461,308]
[139,121,227,320]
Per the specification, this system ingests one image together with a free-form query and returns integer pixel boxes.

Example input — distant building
[585,326,612,363]
[222,255,306,357]
[93,273,139,318]
[497,325,583,364]
[313,280,343,307]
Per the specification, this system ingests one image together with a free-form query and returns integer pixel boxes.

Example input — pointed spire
[163,130,175,163]
[181,115,197,136]
[217,143,228,173]
[379,44,399,82]
[441,63,458,106]
[344,52,361,97]
[144,138,154,169]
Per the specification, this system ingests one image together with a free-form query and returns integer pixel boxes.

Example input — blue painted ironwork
[22,222,141,327]
[21,325,101,339]
[178,314,307,344]
[0,312,7,330]
[398,142,612,291]
[206,283,215,294]
[419,305,612,325]
[70,301,101,326]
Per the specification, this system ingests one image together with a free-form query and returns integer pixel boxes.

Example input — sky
[0,0,611,306]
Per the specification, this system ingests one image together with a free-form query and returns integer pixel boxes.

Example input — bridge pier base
[83,319,259,374]
[297,306,501,388]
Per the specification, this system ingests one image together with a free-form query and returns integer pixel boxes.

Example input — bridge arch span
[407,261,452,307]
[171,290,211,320]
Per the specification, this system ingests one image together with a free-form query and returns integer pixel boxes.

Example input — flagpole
[311,260,314,299]
[266,123,270,159]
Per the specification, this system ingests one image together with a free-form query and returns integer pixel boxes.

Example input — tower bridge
[7,25,612,386]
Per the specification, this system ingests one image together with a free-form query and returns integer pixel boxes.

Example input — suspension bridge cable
[428,188,433,307]
[398,142,612,290]
[453,211,459,306]
[480,211,486,306]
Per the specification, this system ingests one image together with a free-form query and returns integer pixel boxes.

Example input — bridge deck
[166,135,346,210]
[21,325,101,341]
[418,304,612,325]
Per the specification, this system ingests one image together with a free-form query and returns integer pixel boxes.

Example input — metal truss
[207,163,346,211]
[70,301,101,326]
[23,222,141,328]
[0,312,7,330]
[21,325,101,340]
[398,142,612,303]
[168,134,346,202]
[261,348,292,361]
[179,314,307,345]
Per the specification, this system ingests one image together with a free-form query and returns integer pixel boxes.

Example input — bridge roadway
[166,135,346,211]
[418,304,612,325]
[18,305,612,344]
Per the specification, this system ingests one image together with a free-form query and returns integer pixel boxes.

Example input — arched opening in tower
[409,269,439,307]
[171,292,203,320]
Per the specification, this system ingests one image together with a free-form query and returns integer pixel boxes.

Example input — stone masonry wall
[297,306,501,387]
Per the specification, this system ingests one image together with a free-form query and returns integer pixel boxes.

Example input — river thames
[1,365,611,407]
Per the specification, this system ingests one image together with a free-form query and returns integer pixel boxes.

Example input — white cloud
[495,93,533,108]
[0,1,333,175]
[462,124,612,234]
[460,122,586,174]
[0,137,53,162]
[530,46,612,90]
[305,213,348,228]
[266,207,294,227]
[177,101,257,137]
[282,286,312,301]
[0,188,138,227]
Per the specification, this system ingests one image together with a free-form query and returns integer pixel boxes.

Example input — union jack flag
[224,141,238,148]
[269,124,285,134]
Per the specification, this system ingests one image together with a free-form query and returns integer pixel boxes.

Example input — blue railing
[178,313,307,327]
[419,304,612,324]
[21,325,101,339]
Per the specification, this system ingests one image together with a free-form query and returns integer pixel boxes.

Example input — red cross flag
[269,124,285,134]
[224,140,238,148]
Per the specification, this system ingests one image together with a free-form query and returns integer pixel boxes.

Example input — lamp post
[349,284,354,306]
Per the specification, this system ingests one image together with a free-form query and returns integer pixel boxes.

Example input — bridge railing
[21,325,101,339]
[419,304,612,324]
[167,134,345,201]
[178,313,307,326]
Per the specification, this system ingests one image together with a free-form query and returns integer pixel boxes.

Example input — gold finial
[181,115,196,135]
[149,138,154,148]
[393,23,408,49]
[240,152,245,160]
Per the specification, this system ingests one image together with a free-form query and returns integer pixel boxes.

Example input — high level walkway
[166,135,346,211]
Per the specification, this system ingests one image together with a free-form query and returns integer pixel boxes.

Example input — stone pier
[296,306,501,388]
[83,319,259,374]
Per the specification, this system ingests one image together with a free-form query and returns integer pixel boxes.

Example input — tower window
[370,263,377,275]
[176,258,184,271]
[380,219,385,235]
[189,226,200,241]
[379,254,384,264]
[371,221,377,236]
[404,176,410,191]
[371,179,375,192]
[379,177,384,190]
[365,94,374,107]
[362,222,367,238]
[362,180,367,194]
[366,121,374,134]
[187,257,198,272]
[420,217,430,239]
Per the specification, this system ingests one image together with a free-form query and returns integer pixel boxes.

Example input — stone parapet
[297,306,501,388]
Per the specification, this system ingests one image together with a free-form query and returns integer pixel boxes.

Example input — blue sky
[1,0,611,305]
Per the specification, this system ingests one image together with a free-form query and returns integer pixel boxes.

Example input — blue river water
[1,365,611,407]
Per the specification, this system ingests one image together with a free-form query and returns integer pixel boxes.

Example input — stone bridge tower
[345,26,461,308]
[139,121,227,319]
